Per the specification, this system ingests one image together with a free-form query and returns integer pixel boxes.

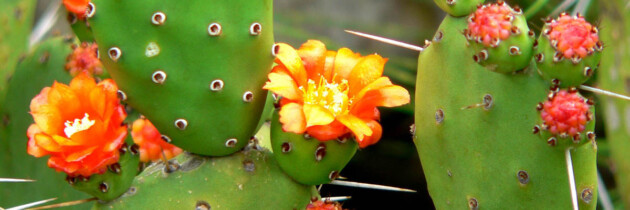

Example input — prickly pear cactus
[0,0,36,110]
[433,0,484,17]
[86,0,275,156]
[0,37,91,209]
[414,14,598,209]
[94,149,316,209]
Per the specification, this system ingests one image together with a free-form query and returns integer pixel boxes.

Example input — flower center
[301,76,352,116]
[64,113,95,138]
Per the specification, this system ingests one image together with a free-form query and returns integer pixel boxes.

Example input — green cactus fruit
[94,149,316,209]
[414,16,598,209]
[433,0,485,17]
[0,0,36,111]
[270,111,358,185]
[535,13,602,87]
[0,37,91,209]
[68,142,141,201]
[534,89,596,150]
[86,0,275,156]
[464,2,534,73]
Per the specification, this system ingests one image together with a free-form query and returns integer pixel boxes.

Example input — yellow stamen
[64,113,95,138]
[302,76,352,116]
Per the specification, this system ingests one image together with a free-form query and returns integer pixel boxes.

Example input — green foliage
[94,149,316,209]
[87,0,275,156]
[414,16,598,209]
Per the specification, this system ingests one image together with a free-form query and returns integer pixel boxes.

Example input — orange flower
[65,42,103,76]
[131,118,183,162]
[63,0,90,19]
[263,40,410,148]
[27,71,127,177]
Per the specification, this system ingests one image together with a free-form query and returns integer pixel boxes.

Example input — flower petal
[306,120,347,141]
[303,104,335,127]
[337,114,372,140]
[333,48,362,82]
[63,0,89,17]
[64,146,97,162]
[352,85,410,114]
[357,120,382,148]
[348,54,387,95]
[279,103,306,133]
[34,134,62,152]
[355,77,393,99]
[298,40,327,81]
[263,67,302,100]
[27,133,49,158]
[323,51,337,81]
[275,43,308,87]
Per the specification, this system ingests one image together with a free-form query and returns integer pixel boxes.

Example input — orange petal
[27,137,49,157]
[26,124,42,139]
[352,85,410,114]
[357,120,382,148]
[355,77,393,99]
[333,48,361,82]
[69,71,97,100]
[275,43,308,87]
[298,40,327,81]
[53,135,82,146]
[279,103,306,133]
[306,120,347,141]
[30,105,63,137]
[348,54,387,95]
[63,0,89,17]
[323,51,337,81]
[29,87,50,112]
[303,104,335,127]
[64,146,97,162]
[337,114,372,140]
[34,134,62,152]
[263,69,302,100]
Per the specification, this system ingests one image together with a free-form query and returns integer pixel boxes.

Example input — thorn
[26,197,97,210]
[328,180,416,193]
[344,30,424,52]
[0,178,35,182]
[565,148,579,210]
[6,198,56,210]
[579,85,630,101]
[322,196,352,202]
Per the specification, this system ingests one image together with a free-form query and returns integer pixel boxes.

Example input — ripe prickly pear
[535,13,602,87]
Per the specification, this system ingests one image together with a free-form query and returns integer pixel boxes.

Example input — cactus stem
[0,178,35,182]
[344,30,424,52]
[322,196,352,202]
[328,180,416,193]
[579,85,630,101]
[565,148,578,210]
[5,197,57,210]
[27,197,97,210]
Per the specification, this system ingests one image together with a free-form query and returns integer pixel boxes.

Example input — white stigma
[64,113,95,138]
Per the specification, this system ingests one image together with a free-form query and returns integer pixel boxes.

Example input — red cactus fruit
[466,2,518,47]
[541,90,590,138]
[65,42,103,76]
[306,200,343,210]
[546,13,600,60]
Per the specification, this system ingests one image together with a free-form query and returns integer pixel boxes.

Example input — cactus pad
[94,149,316,209]
[86,0,275,156]
[433,0,485,17]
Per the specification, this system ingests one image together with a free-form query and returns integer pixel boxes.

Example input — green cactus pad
[67,12,95,42]
[0,37,91,209]
[535,14,602,87]
[0,0,36,111]
[270,111,358,185]
[94,149,316,209]
[414,16,597,209]
[87,0,275,156]
[69,142,140,201]
[465,2,534,73]
[433,0,485,17]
